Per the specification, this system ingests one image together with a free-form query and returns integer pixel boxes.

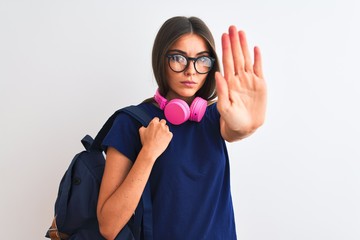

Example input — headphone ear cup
[189,97,207,122]
[164,99,190,125]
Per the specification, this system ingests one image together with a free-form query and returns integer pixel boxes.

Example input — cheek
[165,68,179,91]
[165,68,175,83]
[198,74,208,87]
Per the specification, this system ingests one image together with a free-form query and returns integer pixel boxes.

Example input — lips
[181,80,196,85]
[180,81,197,87]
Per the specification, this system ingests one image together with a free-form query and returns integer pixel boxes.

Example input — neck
[166,92,195,105]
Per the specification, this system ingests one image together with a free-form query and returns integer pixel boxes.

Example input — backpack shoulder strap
[121,105,152,127]
[91,105,152,151]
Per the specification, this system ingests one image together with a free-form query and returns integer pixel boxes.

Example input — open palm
[216,26,267,138]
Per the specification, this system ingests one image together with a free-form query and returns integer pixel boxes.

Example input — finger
[238,31,253,72]
[165,124,170,133]
[253,46,264,79]
[148,117,159,129]
[151,117,160,123]
[221,33,235,80]
[228,25,244,74]
[160,119,167,125]
[139,126,145,135]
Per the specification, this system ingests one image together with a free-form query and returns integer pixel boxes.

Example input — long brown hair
[151,16,219,101]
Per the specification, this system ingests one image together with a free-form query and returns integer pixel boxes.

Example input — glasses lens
[168,55,187,72]
[195,56,213,74]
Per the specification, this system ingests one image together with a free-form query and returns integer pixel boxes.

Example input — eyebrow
[167,49,210,56]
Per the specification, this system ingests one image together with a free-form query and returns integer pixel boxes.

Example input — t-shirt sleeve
[102,112,142,162]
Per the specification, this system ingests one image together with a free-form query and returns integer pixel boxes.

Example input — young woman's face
[165,34,210,103]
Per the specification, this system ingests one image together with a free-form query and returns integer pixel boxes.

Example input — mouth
[180,81,197,86]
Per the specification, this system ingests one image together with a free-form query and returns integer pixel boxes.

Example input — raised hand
[215,26,267,141]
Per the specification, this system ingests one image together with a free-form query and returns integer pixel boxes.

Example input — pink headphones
[154,89,207,125]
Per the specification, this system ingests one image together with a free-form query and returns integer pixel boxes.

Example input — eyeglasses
[166,54,215,74]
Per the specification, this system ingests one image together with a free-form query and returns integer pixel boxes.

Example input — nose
[184,60,196,75]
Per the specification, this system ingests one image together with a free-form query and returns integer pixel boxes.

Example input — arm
[97,117,172,240]
[216,26,267,142]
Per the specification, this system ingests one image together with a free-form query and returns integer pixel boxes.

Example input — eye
[197,56,212,67]
[171,55,187,64]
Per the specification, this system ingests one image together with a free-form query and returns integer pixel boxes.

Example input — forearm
[98,149,155,239]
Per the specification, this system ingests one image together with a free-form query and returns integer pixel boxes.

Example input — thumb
[215,71,229,108]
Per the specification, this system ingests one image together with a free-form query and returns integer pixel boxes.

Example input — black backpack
[45,105,153,240]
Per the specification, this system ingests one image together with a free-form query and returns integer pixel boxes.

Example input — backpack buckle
[47,217,69,240]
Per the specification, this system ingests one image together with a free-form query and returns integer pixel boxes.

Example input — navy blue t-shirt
[102,102,237,240]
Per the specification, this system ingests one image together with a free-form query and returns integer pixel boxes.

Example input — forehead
[169,34,208,54]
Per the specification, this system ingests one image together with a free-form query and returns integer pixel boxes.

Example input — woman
[97,16,267,240]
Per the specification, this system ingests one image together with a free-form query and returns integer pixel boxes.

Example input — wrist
[138,146,158,164]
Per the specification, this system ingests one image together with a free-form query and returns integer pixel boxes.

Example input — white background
[1,0,359,239]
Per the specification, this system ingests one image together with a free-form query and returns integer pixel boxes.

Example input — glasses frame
[166,54,215,74]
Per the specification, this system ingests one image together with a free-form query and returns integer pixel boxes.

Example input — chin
[176,88,198,98]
